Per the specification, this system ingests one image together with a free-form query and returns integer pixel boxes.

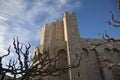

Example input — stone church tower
[34,12,120,80]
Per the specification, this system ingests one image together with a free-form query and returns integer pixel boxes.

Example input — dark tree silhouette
[107,10,120,28]
[107,0,120,28]
[0,38,80,80]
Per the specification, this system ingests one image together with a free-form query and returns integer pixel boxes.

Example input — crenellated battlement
[34,12,120,80]
[80,38,103,43]
[64,11,76,16]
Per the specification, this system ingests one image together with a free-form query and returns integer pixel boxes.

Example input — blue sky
[77,0,120,39]
[0,0,119,59]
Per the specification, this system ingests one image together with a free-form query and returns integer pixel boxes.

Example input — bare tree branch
[0,38,80,80]
[107,10,120,28]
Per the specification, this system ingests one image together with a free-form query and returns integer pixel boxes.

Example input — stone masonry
[34,12,120,80]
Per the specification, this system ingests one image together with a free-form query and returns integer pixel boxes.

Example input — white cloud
[59,0,67,5]
[0,25,9,56]
[0,16,7,21]
[0,0,26,17]
[0,0,81,61]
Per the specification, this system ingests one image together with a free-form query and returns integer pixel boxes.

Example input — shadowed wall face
[57,49,69,80]
[35,12,120,80]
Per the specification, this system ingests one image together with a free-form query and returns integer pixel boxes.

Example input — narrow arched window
[57,49,68,68]
[57,49,69,80]
[113,48,120,53]
[81,48,88,59]
[104,48,111,54]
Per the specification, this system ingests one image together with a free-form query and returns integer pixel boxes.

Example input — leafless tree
[0,38,81,80]
[107,10,120,28]
[107,0,120,28]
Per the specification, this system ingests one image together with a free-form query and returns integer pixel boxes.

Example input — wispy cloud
[0,0,81,57]
[0,16,7,21]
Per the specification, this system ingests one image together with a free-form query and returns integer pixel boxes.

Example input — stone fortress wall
[34,12,120,80]
[80,38,120,80]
